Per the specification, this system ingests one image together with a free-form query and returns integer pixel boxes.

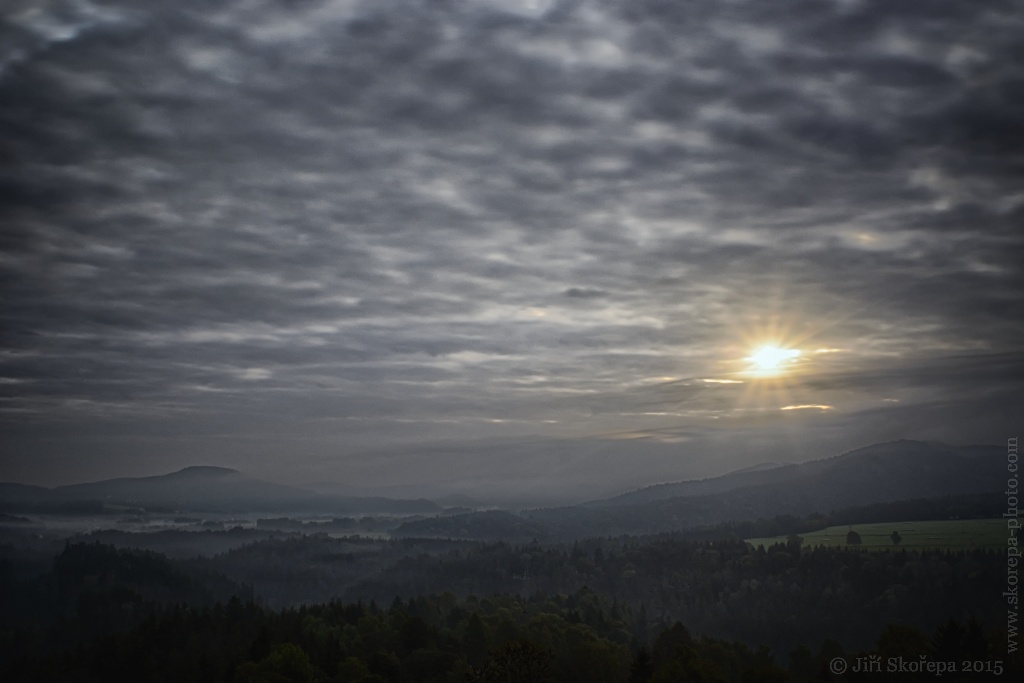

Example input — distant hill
[44,466,312,512]
[582,460,797,507]
[525,440,1007,538]
[0,467,440,515]
[3,440,1005,532]
[0,483,52,507]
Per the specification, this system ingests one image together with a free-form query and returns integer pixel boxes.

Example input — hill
[46,466,312,512]
[0,467,440,515]
[526,440,1006,538]
[582,461,798,507]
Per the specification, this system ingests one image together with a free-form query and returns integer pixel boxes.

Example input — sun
[747,345,802,375]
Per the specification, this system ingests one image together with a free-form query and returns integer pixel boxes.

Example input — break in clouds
[1,0,1022,495]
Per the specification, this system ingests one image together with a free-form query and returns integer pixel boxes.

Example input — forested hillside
[2,534,1018,678]
[2,580,1014,683]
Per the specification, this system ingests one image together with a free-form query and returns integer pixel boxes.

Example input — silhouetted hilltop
[0,466,439,515]
[528,440,1007,538]
[582,461,798,507]
[48,466,308,511]
[163,466,240,478]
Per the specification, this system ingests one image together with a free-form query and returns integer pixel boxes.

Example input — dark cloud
[1,0,1021,492]
[563,287,607,299]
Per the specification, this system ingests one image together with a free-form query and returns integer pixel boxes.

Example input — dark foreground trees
[1,540,1020,681]
[2,588,1018,683]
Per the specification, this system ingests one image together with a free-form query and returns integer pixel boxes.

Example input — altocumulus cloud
[0,0,1021,495]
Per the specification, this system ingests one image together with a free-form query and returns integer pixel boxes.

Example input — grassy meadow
[746,518,1009,551]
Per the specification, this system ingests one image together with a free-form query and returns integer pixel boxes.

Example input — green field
[746,518,1009,551]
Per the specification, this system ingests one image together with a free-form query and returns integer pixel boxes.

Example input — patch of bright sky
[476,0,556,19]
[780,404,834,411]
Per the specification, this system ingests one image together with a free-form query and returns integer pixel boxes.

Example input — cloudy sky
[1,0,1021,499]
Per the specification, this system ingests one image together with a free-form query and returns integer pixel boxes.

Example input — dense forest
[0,544,1016,683]
[0,473,1017,680]
[1,537,1020,682]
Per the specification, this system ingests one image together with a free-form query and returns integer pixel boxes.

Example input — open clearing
[745,518,1008,551]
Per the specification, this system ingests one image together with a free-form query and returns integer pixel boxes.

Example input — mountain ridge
[581,439,985,508]
[525,440,1005,538]
[0,465,439,515]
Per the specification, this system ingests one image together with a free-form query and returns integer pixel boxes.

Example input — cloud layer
[2,0,1022,493]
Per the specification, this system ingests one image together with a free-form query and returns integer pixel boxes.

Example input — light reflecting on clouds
[0,0,1021,494]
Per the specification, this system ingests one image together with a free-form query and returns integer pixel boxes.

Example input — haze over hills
[582,460,799,508]
[0,466,440,515]
[289,436,738,507]
[52,466,305,508]
[300,481,485,509]
[523,440,1008,538]
[380,440,1006,540]
[0,440,1006,538]
[580,441,1000,508]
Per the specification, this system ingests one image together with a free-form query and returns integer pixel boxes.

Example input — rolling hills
[0,466,440,515]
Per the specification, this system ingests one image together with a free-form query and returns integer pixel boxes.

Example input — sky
[1,0,1022,501]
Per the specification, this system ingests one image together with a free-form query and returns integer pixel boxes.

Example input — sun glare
[747,345,801,374]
